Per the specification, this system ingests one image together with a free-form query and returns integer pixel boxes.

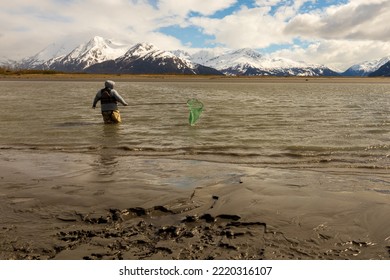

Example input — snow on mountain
[46,36,130,71]
[19,41,77,69]
[68,36,128,63]
[170,49,192,61]
[0,56,16,68]
[192,48,262,70]
[182,48,227,66]
[191,48,338,76]
[343,56,390,76]
[86,42,223,75]
[115,42,194,71]
[119,43,185,64]
[369,61,390,77]
[9,36,343,76]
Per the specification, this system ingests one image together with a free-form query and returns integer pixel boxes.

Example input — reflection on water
[94,125,121,176]
[0,80,389,170]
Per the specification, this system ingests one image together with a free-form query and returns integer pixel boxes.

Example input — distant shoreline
[1,73,390,83]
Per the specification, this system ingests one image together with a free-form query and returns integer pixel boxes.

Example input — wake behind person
[92,80,128,124]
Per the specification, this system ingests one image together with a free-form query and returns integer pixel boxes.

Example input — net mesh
[187,98,204,126]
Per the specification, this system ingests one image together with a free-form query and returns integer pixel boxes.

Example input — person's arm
[112,90,128,106]
[92,91,101,108]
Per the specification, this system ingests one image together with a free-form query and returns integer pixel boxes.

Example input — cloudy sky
[1,0,390,70]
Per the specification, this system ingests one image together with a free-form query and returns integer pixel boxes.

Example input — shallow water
[1,79,390,260]
[1,80,389,170]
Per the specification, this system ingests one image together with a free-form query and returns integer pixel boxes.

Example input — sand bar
[1,149,389,260]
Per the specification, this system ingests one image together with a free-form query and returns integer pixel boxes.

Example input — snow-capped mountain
[342,56,390,76]
[174,48,227,66]
[19,41,78,69]
[190,48,339,76]
[8,36,348,76]
[8,36,390,76]
[369,61,390,77]
[86,42,222,75]
[0,56,16,68]
[44,36,130,72]
[170,49,193,61]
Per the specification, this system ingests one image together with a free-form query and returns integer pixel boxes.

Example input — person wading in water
[92,80,128,124]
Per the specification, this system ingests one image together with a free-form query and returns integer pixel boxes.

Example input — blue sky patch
[159,25,216,48]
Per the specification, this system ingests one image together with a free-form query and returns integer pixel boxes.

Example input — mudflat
[0,75,389,260]
[1,150,389,260]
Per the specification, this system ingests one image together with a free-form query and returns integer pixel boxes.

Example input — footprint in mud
[56,203,385,260]
[53,205,268,260]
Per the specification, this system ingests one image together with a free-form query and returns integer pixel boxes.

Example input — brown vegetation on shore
[1,67,389,83]
[0,66,63,76]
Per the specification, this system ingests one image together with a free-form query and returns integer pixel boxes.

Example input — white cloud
[1,0,390,70]
[187,0,317,49]
[0,0,189,58]
[189,0,390,69]
[190,6,291,48]
[284,0,390,41]
[1,0,239,59]
[272,40,390,71]
[157,0,237,17]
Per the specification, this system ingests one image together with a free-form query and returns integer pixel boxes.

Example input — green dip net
[187,98,204,126]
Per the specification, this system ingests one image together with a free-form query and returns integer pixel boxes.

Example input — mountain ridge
[190,48,339,76]
[369,61,390,77]
[42,37,129,72]
[3,36,390,76]
[85,42,223,75]
[342,56,390,76]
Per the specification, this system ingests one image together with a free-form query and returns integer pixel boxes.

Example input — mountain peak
[232,48,262,59]
[369,60,390,77]
[122,42,177,62]
[84,36,113,50]
[85,41,222,75]
[38,36,130,71]
[8,36,354,76]
[63,37,128,66]
[343,55,390,76]
[128,42,159,53]
[190,47,338,76]
[18,41,76,69]
[91,36,105,43]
